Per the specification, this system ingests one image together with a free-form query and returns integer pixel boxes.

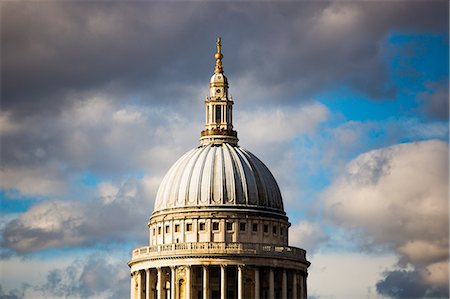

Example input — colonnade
[131,265,306,299]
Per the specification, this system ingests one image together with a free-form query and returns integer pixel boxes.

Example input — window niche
[215,105,221,123]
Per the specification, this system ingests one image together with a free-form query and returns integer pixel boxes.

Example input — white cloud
[236,102,329,146]
[422,261,449,286]
[322,140,449,296]
[97,182,119,204]
[289,221,328,253]
[1,175,157,253]
[0,252,129,299]
[308,251,396,299]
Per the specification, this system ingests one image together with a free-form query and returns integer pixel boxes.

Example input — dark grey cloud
[39,254,128,298]
[1,1,448,118]
[417,80,449,120]
[377,269,449,299]
[1,1,447,196]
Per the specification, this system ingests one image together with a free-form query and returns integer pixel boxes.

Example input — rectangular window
[280,227,284,236]
[199,223,206,231]
[215,105,221,123]
[252,223,258,232]
[226,222,233,231]
[273,225,277,235]
[165,225,170,234]
[186,223,192,232]
[263,224,269,233]
[152,228,156,236]
[158,227,162,235]
[240,222,246,232]
[212,222,219,231]
[175,224,180,232]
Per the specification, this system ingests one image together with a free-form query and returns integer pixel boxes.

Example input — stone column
[186,266,191,299]
[146,269,151,299]
[237,265,243,299]
[203,266,209,299]
[138,271,143,299]
[300,272,306,299]
[302,274,307,299]
[282,270,287,299]
[292,272,298,299]
[254,268,260,299]
[171,267,176,299]
[268,268,274,299]
[220,265,227,299]
[130,272,135,299]
[157,268,163,299]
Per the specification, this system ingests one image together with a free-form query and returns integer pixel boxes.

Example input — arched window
[215,105,221,123]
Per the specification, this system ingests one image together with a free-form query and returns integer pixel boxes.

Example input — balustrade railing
[131,242,306,261]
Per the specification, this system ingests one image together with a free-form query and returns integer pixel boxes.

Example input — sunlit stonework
[128,38,310,299]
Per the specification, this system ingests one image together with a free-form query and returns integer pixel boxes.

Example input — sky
[0,1,448,299]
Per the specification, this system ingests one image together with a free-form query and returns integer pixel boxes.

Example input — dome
[210,73,228,86]
[154,143,284,215]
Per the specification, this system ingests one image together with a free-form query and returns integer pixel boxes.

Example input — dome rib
[240,149,267,208]
[177,147,205,207]
[242,149,283,210]
[200,145,215,204]
[229,146,246,205]
[189,145,208,205]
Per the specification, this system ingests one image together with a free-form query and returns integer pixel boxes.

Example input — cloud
[1,177,154,254]
[0,95,199,198]
[417,80,449,120]
[38,253,129,299]
[0,285,24,299]
[376,269,449,299]
[236,102,330,209]
[289,221,329,253]
[237,102,329,147]
[308,251,397,299]
[1,1,447,120]
[322,140,449,297]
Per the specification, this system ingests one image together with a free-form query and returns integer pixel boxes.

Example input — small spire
[214,37,223,73]
[200,37,238,146]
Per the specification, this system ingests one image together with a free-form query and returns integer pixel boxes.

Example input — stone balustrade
[131,242,306,261]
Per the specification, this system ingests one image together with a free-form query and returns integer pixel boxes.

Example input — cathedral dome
[153,143,284,215]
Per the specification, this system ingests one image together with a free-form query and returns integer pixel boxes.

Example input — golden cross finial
[214,37,223,73]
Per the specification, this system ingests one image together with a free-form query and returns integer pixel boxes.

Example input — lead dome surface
[153,143,284,215]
